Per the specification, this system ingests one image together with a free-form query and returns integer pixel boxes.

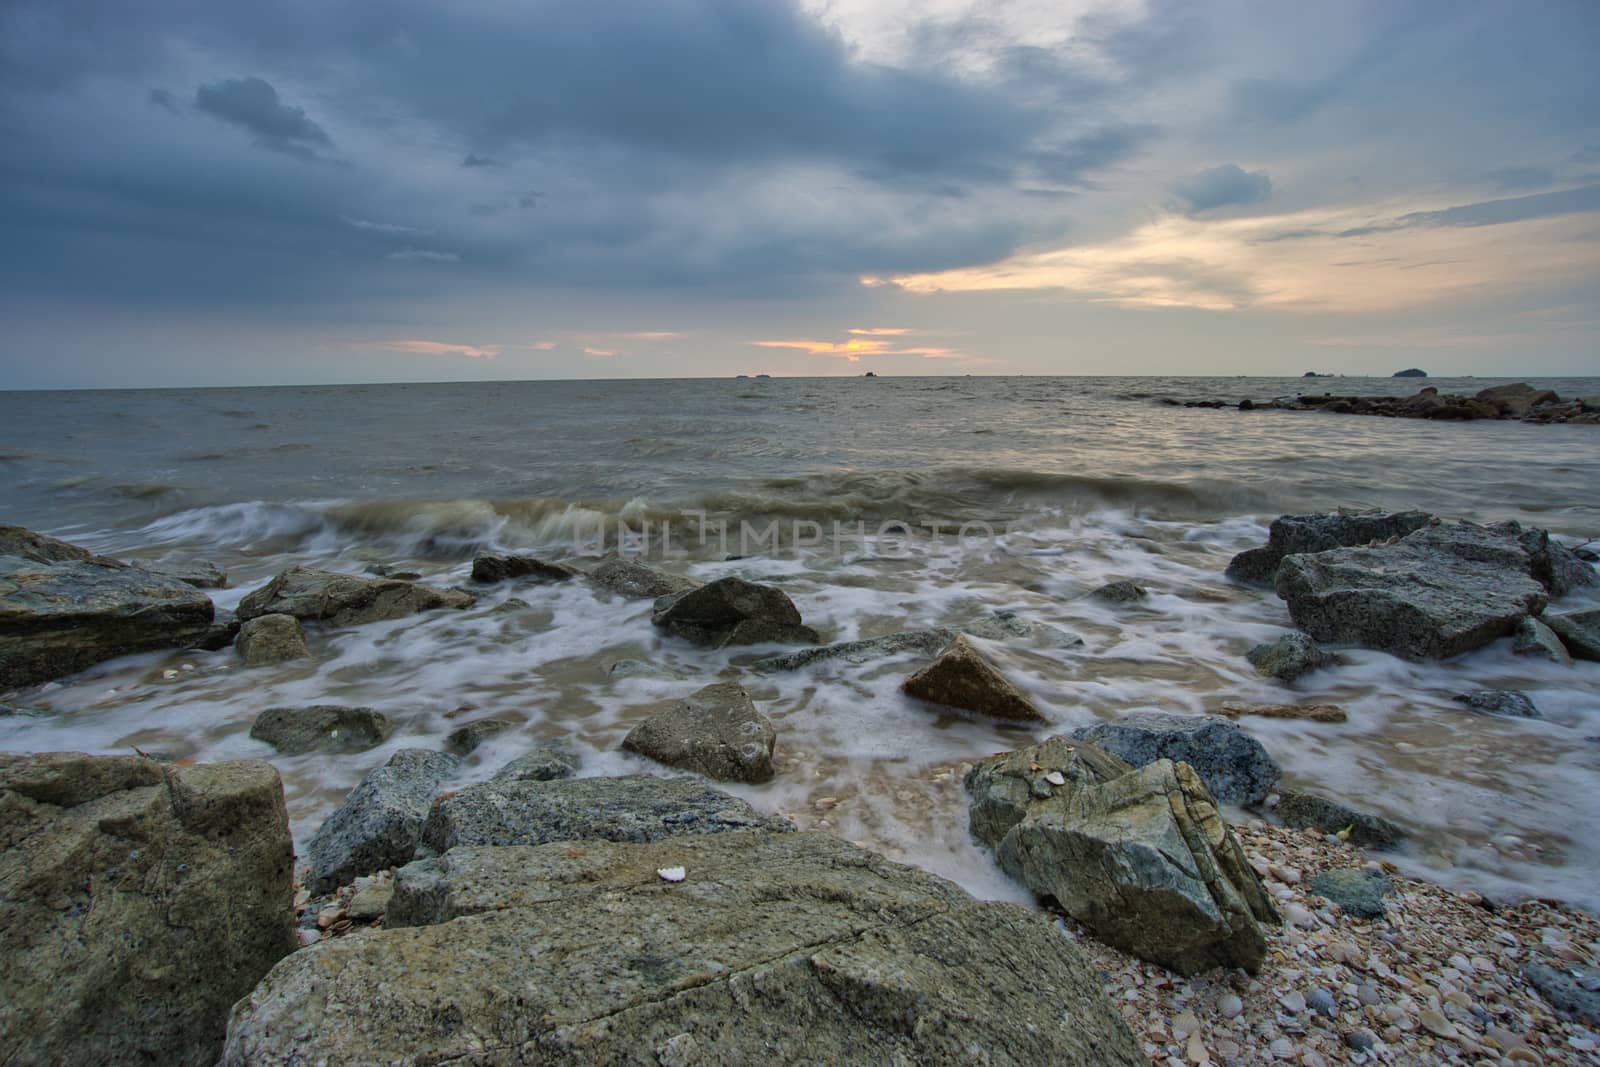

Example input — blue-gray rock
[1308,868,1391,919]
[1522,961,1600,1026]
[1453,689,1542,719]
[1546,609,1600,662]
[1513,616,1573,665]
[490,744,579,783]
[1226,511,1435,588]
[1307,988,1338,1018]
[305,749,458,894]
[1072,712,1281,806]
[1247,631,1338,682]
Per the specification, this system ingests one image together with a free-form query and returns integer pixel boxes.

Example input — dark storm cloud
[1171,164,1272,215]
[194,77,332,159]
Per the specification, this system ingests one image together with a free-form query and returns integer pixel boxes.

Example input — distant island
[1302,371,1331,378]
[1392,368,1428,378]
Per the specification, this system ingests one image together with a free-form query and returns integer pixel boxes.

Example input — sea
[2,374,1598,907]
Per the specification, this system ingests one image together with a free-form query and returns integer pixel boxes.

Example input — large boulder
[589,557,700,599]
[236,566,474,626]
[1071,711,1280,806]
[753,628,954,671]
[418,774,792,854]
[1274,521,1573,659]
[304,749,458,894]
[223,832,1140,1066]
[1546,609,1600,662]
[966,737,1278,975]
[234,613,311,667]
[651,576,819,647]
[1,753,295,1066]
[900,634,1046,723]
[1226,510,1436,587]
[470,552,579,584]
[1,527,217,687]
[622,681,777,783]
[248,705,391,755]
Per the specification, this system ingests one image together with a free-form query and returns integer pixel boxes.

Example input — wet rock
[304,749,458,894]
[1217,701,1346,723]
[900,634,1046,723]
[236,566,474,626]
[224,832,1140,1067]
[966,737,1278,975]
[1514,615,1573,664]
[1453,689,1542,719]
[1,548,217,688]
[651,576,819,648]
[1546,608,1600,662]
[606,658,691,681]
[589,557,701,599]
[1071,711,1280,806]
[443,717,516,756]
[962,610,1084,648]
[234,613,311,667]
[418,774,793,854]
[1273,790,1405,849]
[1522,961,1600,1026]
[1246,631,1338,682]
[1275,521,1561,659]
[490,744,579,783]
[1226,511,1435,588]
[0,524,103,564]
[622,681,777,783]
[192,608,242,651]
[1090,579,1148,603]
[469,552,579,584]
[137,558,229,589]
[248,705,391,755]
[753,628,953,671]
[1307,867,1391,919]
[1,753,295,1067]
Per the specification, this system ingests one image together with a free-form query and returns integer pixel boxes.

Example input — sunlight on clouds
[753,334,964,363]
[362,339,498,359]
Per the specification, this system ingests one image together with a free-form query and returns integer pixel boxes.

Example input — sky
[1,0,1597,387]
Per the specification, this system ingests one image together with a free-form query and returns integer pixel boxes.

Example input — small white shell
[657,866,687,883]
[1044,771,1066,786]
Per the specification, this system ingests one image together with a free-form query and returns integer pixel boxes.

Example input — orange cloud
[847,327,912,336]
[363,339,499,359]
[752,336,965,363]
[582,346,618,357]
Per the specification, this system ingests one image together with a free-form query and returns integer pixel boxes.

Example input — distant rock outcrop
[1392,368,1428,377]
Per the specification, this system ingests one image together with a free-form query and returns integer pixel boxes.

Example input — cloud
[194,76,332,159]
[1171,164,1272,215]
[147,88,178,114]
[385,248,460,263]
[341,215,427,235]
[752,335,962,362]
[461,154,499,168]
[1484,166,1554,193]
[847,327,912,336]
[366,339,499,359]
[582,346,617,357]
[1338,185,1600,237]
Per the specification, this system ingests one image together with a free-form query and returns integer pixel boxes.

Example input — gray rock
[1522,961,1600,1026]
[0,550,217,688]
[136,559,229,589]
[1546,609,1600,662]
[224,832,1140,1067]
[470,552,579,584]
[1275,522,1558,659]
[901,634,1046,723]
[1307,868,1391,919]
[962,610,1084,648]
[1514,615,1573,665]
[1071,711,1281,806]
[1,753,294,1067]
[236,566,474,626]
[966,737,1278,975]
[1090,580,1147,603]
[443,717,516,756]
[1273,790,1405,849]
[248,705,391,755]
[1453,689,1542,719]
[1226,511,1436,587]
[343,878,393,922]
[622,681,777,783]
[0,524,102,564]
[491,744,579,783]
[192,609,242,651]
[752,627,954,671]
[1247,631,1338,682]
[419,774,792,854]
[606,658,691,681]
[304,749,458,894]
[651,576,819,648]
[589,557,700,599]
[1518,527,1598,598]
[235,613,311,667]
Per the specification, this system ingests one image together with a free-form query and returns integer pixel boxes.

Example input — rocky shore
[3,512,1600,1064]
[1165,382,1600,424]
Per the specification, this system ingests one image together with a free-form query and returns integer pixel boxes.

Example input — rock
[192,609,242,651]
[343,878,393,922]
[606,658,691,681]
[962,610,1084,648]
[469,552,579,584]
[900,634,1046,723]
[236,566,474,626]
[753,628,954,671]
[1307,868,1391,919]
[966,737,1278,975]
[622,681,777,783]
[651,576,819,648]
[1273,790,1405,849]
[1071,712,1280,806]
[136,559,229,589]
[1217,701,1346,723]
[1514,615,1573,664]
[490,744,579,783]
[1,753,294,1066]
[0,550,217,688]
[1090,580,1147,603]
[304,749,458,894]
[589,557,700,599]
[443,717,516,756]
[1393,368,1428,377]
[223,832,1141,1067]
[1522,961,1600,1026]
[248,705,391,755]
[0,524,102,564]
[1477,382,1540,415]
[1274,521,1562,659]
[1225,511,1435,587]
[234,613,311,667]
[418,774,793,854]
[1246,631,1338,682]
[1453,689,1542,719]
[1546,609,1600,661]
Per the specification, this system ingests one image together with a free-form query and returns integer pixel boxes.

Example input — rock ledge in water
[237,566,474,626]
[622,681,777,783]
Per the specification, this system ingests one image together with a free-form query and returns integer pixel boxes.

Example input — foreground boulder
[470,552,579,583]
[901,634,1046,723]
[966,737,1278,975]
[236,566,474,626]
[234,613,311,667]
[589,557,701,599]
[1,544,217,688]
[651,576,819,647]
[1,753,295,1066]
[1226,510,1435,587]
[1072,711,1280,806]
[305,749,458,893]
[249,705,391,754]
[223,832,1140,1066]
[622,681,777,783]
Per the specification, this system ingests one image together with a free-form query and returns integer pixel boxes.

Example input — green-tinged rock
[236,566,474,626]
[248,705,391,755]
[234,613,311,667]
[1273,790,1405,849]
[1522,961,1600,1026]
[1307,867,1391,919]
[1513,615,1572,665]
[622,681,777,783]
[305,749,458,894]
[1546,609,1600,662]
[1247,631,1338,682]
